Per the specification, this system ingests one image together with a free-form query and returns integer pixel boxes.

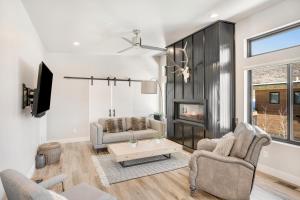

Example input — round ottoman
[38,142,62,165]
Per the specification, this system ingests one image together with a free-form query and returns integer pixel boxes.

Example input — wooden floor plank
[32,142,300,200]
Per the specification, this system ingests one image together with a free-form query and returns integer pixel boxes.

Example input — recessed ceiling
[21,0,281,55]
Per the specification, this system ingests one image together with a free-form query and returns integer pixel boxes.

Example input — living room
[1,0,300,199]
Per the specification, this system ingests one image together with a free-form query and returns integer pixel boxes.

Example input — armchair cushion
[213,132,235,156]
[230,123,255,159]
[61,183,116,200]
[49,190,68,200]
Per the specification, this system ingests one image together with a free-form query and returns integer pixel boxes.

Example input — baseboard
[47,136,89,144]
[257,163,300,186]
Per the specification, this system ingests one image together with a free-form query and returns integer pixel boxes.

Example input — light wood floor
[33,142,300,200]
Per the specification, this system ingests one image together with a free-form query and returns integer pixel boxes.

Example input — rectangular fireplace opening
[177,103,204,123]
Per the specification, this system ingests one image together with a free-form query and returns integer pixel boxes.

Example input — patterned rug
[92,152,189,186]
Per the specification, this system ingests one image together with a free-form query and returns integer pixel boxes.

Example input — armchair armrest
[196,138,219,151]
[39,174,67,191]
[190,150,254,170]
[148,119,165,134]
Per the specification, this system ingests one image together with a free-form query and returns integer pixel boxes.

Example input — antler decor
[165,42,191,83]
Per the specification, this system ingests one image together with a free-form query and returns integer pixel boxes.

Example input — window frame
[269,92,280,104]
[247,64,300,146]
[294,91,300,105]
[247,22,300,57]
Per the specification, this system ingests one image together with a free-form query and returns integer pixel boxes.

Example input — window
[269,92,280,104]
[292,63,300,142]
[248,63,300,144]
[294,92,300,105]
[248,23,300,57]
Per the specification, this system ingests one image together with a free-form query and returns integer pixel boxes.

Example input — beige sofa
[189,122,271,200]
[90,117,165,151]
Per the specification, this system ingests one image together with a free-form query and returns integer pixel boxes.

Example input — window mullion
[287,64,292,142]
[248,71,252,124]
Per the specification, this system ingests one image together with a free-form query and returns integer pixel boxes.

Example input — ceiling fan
[118,29,166,53]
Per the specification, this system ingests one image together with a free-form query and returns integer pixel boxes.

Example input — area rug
[92,152,189,186]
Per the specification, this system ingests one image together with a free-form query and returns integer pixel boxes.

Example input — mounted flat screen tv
[32,62,53,117]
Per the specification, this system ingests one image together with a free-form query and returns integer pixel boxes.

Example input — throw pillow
[105,118,124,133]
[131,117,146,130]
[98,118,107,132]
[213,132,235,156]
[230,122,255,159]
[125,117,132,130]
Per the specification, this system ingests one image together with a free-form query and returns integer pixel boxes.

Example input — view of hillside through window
[250,63,300,142]
[251,65,288,139]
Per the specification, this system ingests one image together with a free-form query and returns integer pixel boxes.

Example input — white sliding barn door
[111,81,134,117]
[89,80,159,121]
[89,81,112,122]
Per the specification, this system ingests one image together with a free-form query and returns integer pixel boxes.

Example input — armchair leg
[190,186,197,196]
[62,182,65,192]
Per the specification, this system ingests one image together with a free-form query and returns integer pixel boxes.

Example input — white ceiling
[22,0,281,55]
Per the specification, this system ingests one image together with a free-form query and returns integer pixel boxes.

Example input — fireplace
[177,103,204,123]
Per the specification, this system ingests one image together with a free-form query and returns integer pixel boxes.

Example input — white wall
[0,0,46,197]
[46,53,160,141]
[235,0,300,186]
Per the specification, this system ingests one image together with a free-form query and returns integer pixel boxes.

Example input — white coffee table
[107,139,182,167]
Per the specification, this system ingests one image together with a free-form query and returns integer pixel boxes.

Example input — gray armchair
[0,169,116,200]
[189,123,271,200]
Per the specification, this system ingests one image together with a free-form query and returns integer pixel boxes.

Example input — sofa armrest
[196,138,219,151]
[148,119,165,134]
[90,122,104,148]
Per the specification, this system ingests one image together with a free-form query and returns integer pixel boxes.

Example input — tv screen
[32,62,53,117]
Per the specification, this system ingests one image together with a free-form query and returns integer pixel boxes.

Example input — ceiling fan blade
[141,45,167,52]
[117,46,134,54]
[122,37,133,45]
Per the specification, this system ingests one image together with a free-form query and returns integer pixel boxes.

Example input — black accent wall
[166,21,235,150]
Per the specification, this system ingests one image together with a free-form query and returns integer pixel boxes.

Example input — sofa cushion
[230,123,255,159]
[0,169,53,200]
[132,129,158,140]
[213,132,235,156]
[132,117,146,130]
[103,132,132,143]
[62,183,116,200]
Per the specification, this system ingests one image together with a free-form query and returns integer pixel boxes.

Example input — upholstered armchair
[189,123,271,200]
[0,169,116,200]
